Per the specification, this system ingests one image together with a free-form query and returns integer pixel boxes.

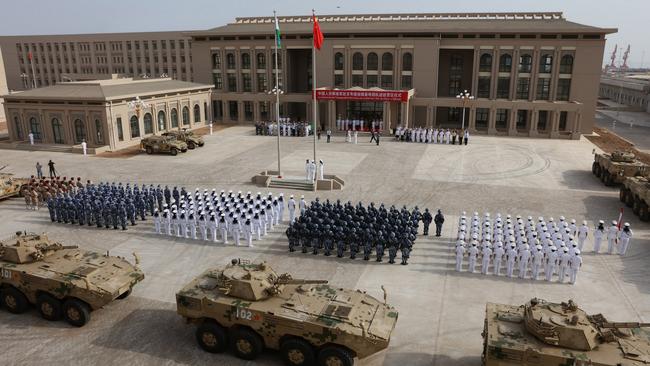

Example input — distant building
[599,74,650,112]
[2,77,212,152]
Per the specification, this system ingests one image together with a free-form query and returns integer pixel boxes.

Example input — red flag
[312,14,324,50]
[617,208,623,230]
[27,51,32,61]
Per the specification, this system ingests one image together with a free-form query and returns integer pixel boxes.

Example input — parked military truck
[482,298,650,366]
[592,150,648,186]
[620,175,650,221]
[176,259,398,366]
[0,232,144,326]
[141,135,188,155]
[0,173,30,200]
[162,129,204,149]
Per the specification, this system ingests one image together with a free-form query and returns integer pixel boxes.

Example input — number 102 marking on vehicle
[235,307,253,320]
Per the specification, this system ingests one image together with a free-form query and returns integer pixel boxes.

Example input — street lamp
[128,96,149,118]
[20,73,28,89]
[267,86,285,177]
[456,90,474,130]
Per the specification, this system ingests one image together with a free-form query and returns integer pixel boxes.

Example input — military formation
[152,189,286,247]
[592,219,634,255]
[335,117,383,132]
[286,199,426,265]
[21,176,88,210]
[255,118,313,137]
[395,127,470,145]
[455,212,584,284]
[46,182,155,230]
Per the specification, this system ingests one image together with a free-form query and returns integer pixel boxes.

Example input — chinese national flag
[312,14,324,50]
[27,51,32,61]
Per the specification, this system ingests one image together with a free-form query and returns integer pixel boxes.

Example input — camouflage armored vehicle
[592,150,648,186]
[0,173,30,200]
[0,232,144,327]
[141,135,188,156]
[162,129,204,149]
[482,298,650,366]
[176,259,398,366]
[620,175,650,221]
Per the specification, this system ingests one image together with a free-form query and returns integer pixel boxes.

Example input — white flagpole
[274,11,282,177]
[312,11,318,166]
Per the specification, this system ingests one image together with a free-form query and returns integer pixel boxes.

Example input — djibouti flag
[274,14,282,48]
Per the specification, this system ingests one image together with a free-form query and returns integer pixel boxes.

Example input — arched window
[539,54,553,73]
[193,104,201,123]
[381,53,393,71]
[95,118,103,144]
[560,55,574,74]
[519,54,532,73]
[226,53,236,69]
[334,52,344,70]
[479,53,492,72]
[367,52,378,70]
[499,54,512,73]
[13,116,23,139]
[130,115,140,138]
[182,106,190,125]
[74,118,86,143]
[256,53,266,69]
[51,118,64,144]
[171,108,179,128]
[352,52,363,70]
[204,102,208,122]
[143,113,153,134]
[402,52,413,71]
[157,110,166,131]
[29,117,42,141]
[241,53,250,69]
[212,53,221,69]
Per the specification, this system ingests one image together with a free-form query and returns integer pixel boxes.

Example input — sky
[0,0,647,68]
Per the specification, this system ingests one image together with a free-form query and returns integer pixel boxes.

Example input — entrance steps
[268,178,315,191]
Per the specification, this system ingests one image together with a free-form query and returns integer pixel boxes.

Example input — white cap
[574,249,581,255]
[624,222,630,227]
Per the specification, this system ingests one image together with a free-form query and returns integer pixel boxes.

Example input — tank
[482,298,650,366]
[0,173,30,200]
[592,151,648,186]
[176,259,399,366]
[0,232,144,327]
[620,175,650,221]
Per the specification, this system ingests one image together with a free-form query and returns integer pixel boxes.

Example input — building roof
[2,78,212,102]
[187,12,617,37]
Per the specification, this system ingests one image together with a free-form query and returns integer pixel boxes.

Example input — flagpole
[274,10,282,177]
[312,11,318,166]
[29,53,36,89]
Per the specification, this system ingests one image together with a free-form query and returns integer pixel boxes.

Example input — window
[479,53,492,72]
[244,101,253,121]
[14,117,23,140]
[366,74,378,88]
[381,75,393,89]
[29,117,42,141]
[227,73,237,92]
[559,111,568,131]
[241,53,251,69]
[352,74,363,87]
[537,110,549,131]
[95,119,103,144]
[157,110,166,131]
[499,54,512,73]
[516,110,528,130]
[402,52,413,71]
[213,73,223,89]
[242,73,252,92]
[449,76,462,96]
[448,108,460,122]
[171,108,179,128]
[367,52,378,70]
[560,55,574,74]
[381,53,393,71]
[401,75,412,89]
[477,77,491,98]
[334,52,344,70]
[334,74,344,88]
[74,119,86,143]
[519,54,532,73]
[536,78,551,100]
[193,104,201,123]
[476,108,489,129]
[130,116,140,138]
[259,102,269,120]
[496,109,508,130]
[352,52,363,70]
[117,117,124,141]
[226,53,236,69]
[497,77,510,99]
[229,101,238,120]
[143,113,153,134]
[257,74,267,92]
[272,51,282,69]
[257,52,266,69]
[516,78,530,99]
[204,103,208,122]
[52,118,64,144]
[557,79,571,101]
[539,54,553,74]
[212,53,221,69]
[182,106,190,125]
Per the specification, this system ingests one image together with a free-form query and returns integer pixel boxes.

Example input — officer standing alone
[434,209,445,237]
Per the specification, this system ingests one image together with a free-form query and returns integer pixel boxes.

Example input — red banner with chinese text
[314,89,409,102]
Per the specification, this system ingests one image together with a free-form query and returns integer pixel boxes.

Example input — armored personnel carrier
[592,150,648,186]
[162,129,204,149]
[141,135,188,155]
[620,175,650,221]
[0,173,30,200]
[482,298,650,366]
[0,232,144,327]
[176,259,398,366]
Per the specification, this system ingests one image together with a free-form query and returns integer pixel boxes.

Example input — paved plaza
[0,126,648,366]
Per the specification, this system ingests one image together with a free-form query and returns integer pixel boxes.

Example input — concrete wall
[0,45,7,122]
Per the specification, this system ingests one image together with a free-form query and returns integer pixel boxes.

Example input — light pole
[456,90,474,130]
[128,96,149,133]
[20,73,28,89]
[268,87,284,177]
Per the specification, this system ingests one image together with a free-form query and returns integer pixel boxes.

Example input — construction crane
[609,44,618,69]
[622,45,631,71]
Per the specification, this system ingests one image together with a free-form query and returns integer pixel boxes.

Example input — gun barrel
[601,322,650,328]
[281,279,329,285]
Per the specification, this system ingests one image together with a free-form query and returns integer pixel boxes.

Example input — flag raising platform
[251,171,345,191]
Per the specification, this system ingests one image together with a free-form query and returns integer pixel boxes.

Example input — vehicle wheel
[640,204,650,222]
[63,299,91,327]
[230,327,264,360]
[117,288,131,300]
[1,287,29,314]
[620,188,628,203]
[37,294,63,321]
[602,172,611,185]
[594,164,602,178]
[317,346,354,366]
[170,148,178,156]
[198,142,205,147]
[591,161,598,175]
[281,338,316,366]
[145,146,153,154]
[196,321,228,353]
[633,199,641,215]
[188,141,196,149]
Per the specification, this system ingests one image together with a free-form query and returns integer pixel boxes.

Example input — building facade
[189,12,616,138]
[599,75,650,112]
[2,77,212,152]
[0,31,194,93]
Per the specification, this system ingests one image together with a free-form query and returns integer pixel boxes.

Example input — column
[550,48,561,101]
[572,112,582,140]
[529,109,538,137]
[529,47,540,102]
[490,49,499,99]
[383,102,391,132]
[471,47,480,96]
[508,109,517,136]
[510,48,519,101]
[468,107,477,132]
[237,101,244,123]
[550,110,560,139]
[432,41,440,98]
[425,106,433,128]
[328,101,336,131]
[488,107,497,135]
